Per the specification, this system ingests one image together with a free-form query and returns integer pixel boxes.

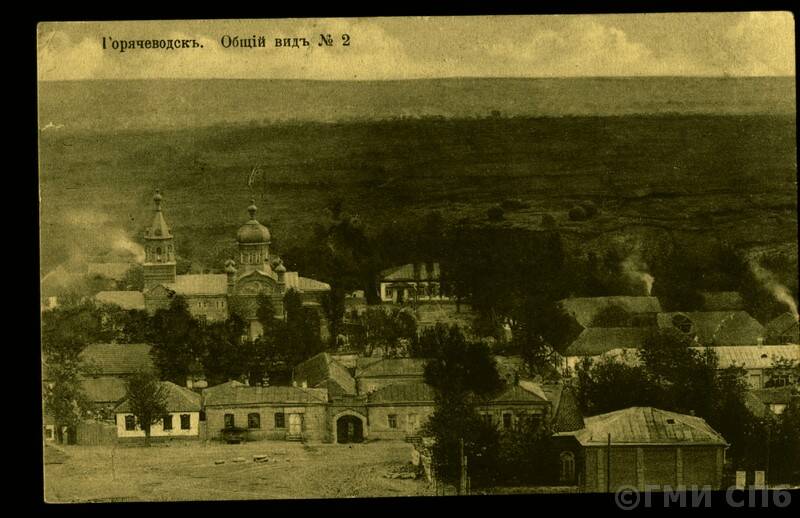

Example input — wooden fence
[76,420,117,446]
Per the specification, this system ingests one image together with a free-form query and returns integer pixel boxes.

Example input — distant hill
[37,77,796,132]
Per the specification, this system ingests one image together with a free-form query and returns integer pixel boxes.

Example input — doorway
[288,414,303,435]
[336,415,364,443]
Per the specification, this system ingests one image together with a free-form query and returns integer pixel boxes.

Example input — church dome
[236,200,270,244]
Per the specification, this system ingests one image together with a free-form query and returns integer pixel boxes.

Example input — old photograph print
[38,14,798,502]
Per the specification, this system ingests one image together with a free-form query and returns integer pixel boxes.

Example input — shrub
[487,205,505,221]
[568,205,587,221]
[541,213,557,229]
[580,200,599,217]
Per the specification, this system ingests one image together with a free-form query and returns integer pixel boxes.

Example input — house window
[180,414,191,430]
[388,414,398,429]
[275,412,285,429]
[44,426,53,440]
[502,413,512,429]
[248,413,261,429]
[482,414,493,426]
[560,451,576,483]
[125,415,136,431]
[224,413,235,429]
[163,415,173,430]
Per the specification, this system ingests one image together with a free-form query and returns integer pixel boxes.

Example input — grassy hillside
[39,114,797,276]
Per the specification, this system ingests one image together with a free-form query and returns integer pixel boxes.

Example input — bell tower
[143,190,177,289]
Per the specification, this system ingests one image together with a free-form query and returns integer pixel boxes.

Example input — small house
[114,381,202,440]
[558,407,728,492]
[202,381,329,442]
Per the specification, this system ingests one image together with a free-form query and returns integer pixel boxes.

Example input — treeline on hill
[273,200,796,355]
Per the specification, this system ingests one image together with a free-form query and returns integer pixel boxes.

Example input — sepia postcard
[38,14,798,505]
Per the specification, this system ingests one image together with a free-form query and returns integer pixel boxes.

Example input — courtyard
[44,440,434,502]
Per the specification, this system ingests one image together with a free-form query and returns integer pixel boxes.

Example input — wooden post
[607,433,612,493]
[459,438,466,495]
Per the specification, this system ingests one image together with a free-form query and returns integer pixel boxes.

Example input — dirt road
[44,440,435,502]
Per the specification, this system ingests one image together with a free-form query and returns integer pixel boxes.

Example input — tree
[201,313,249,386]
[41,301,104,442]
[423,325,505,488]
[149,296,204,385]
[568,205,587,221]
[487,205,504,222]
[124,370,168,447]
[283,289,324,367]
[765,357,800,388]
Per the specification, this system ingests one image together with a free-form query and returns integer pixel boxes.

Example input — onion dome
[274,259,286,273]
[236,199,270,244]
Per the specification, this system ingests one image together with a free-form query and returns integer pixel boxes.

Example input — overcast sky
[38,13,795,81]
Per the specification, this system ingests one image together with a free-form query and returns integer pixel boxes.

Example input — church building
[141,191,330,339]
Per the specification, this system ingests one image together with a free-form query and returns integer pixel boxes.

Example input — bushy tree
[149,296,204,385]
[124,370,168,447]
[423,325,505,489]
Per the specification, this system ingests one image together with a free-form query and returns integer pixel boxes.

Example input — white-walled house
[114,381,202,439]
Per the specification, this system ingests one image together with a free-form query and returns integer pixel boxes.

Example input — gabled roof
[541,384,585,433]
[295,276,331,292]
[293,353,356,396]
[355,358,427,378]
[765,312,799,342]
[115,381,201,413]
[95,290,145,310]
[81,377,129,404]
[690,345,799,370]
[88,263,133,281]
[79,343,154,375]
[380,263,440,282]
[492,380,548,403]
[166,274,228,296]
[569,407,727,446]
[202,383,328,407]
[699,291,745,311]
[559,297,662,327]
[656,311,765,345]
[367,381,436,404]
[564,327,651,356]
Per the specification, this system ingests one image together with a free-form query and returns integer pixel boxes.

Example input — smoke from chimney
[621,254,655,296]
[749,261,799,320]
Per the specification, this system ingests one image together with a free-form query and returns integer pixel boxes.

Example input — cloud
[37,15,796,80]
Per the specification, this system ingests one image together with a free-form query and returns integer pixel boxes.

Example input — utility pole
[607,433,612,493]
[459,437,467,495]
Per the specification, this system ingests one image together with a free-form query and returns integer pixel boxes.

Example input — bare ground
[44,440,435,502]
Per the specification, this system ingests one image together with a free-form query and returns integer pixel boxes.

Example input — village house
[366,381,436,440]
[692,344,799,389]
[355,357,427,394]
[74,343,156,415]
[558,327,651,373]
[378,262,447,304]
[202,381,329,442]
[747,386,798,417]
[292,352,357,397]
[765,312,800,345]
[114,381,202,440]
[559,296,663,330]
[656,311,765,345]
[557,407,728,491]
[138,191,330,340]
